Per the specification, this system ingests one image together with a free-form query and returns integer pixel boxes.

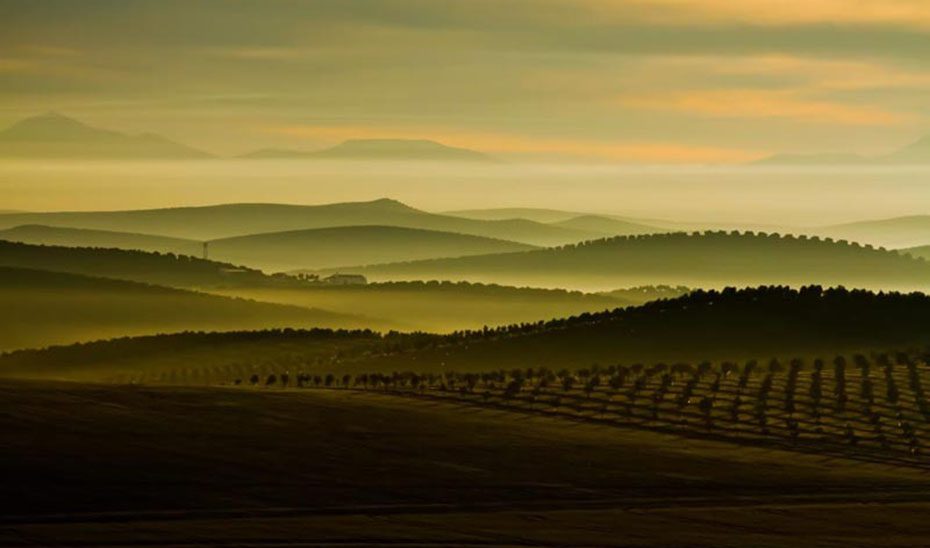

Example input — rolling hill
[818,216,930,249]
[0,239,279,288]
[344,285,930,372]
[552,214,667,235]
[6,285,930,380]
[0,266,378,352]
[316,231,930,291]
[446,206,672,228]
[242,138,493,162]
[0,112,211,159]
[207,225,538,271]
[0,198,601,245]
[902,244,930,261]
[445,207,589,223]
[0,224,202,255]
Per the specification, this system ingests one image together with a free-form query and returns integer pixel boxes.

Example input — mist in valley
[3,158,930,230]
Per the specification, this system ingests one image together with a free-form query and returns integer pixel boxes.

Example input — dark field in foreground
[4,381,930,546]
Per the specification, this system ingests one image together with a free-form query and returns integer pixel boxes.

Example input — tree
[503,379,522,400]
[698,396,714,429]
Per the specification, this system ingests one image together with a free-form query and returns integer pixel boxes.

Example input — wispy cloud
[205,47,318,61]
[18,45,82,57]
[617,89,912,126]
[583,0,930,28]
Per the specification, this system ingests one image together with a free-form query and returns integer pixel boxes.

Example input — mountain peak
[884,133,930,162]
[1,112,113,142]
[316,138,493,162]
[363,198,419,211]
[0,113,211,158]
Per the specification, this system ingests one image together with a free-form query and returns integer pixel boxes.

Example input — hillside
[819,216,930,249]
[210,280,629,332]
[445,207,586,223]
[0,112,211,159]
[0,239,279,288]
[7,286,930,381]
[0,198,601,245]
[208,225,537,271]
[4,382,923,547]
[552,214,667,235]
[0,267,377,352]
[0,224,202,255]
[325,231,930,291]
[243,138,493,162]
[447,206,672,228]
[903,244,930,261]
[598,284,691,302]
[340,285,930,373]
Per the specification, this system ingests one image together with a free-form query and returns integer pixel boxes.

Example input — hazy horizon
[3,158,930,226]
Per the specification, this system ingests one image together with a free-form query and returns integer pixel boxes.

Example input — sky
[1,0,929,163]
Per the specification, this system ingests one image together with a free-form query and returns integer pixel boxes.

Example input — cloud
[18,45,81,57]
[617,89,912,126]
[0,58,32,73]
[701,55,930,92]
[581,0,930,28]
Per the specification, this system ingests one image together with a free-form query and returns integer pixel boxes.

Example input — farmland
[3,380,930,547]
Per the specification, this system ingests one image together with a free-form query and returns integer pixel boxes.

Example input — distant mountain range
[0,112,212,159]
[755,134,930,165]
[241,138,493,162]
[0,113,492,161]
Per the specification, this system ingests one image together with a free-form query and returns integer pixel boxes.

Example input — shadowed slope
[3,381,927,547]
[0,224,201,255]
[6,286,930,380]
[0,239,273,288]
[0,267,379,351]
